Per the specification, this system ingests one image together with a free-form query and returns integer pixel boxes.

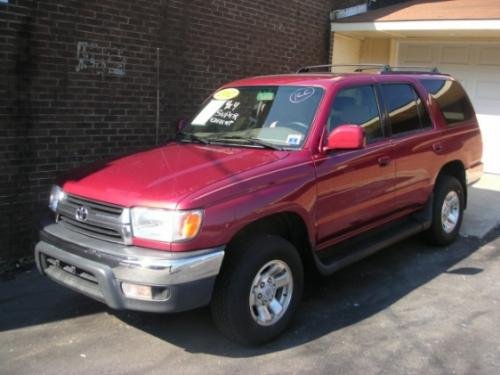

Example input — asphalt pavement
[1,225,499,375]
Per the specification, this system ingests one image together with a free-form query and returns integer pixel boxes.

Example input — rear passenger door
[378,82,436,213]
[315,84,396,247]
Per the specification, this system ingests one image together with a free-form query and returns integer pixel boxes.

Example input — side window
[380,84,424,135]
[328,85,383,143]
[421,79,473,125]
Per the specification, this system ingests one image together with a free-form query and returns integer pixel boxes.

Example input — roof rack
[381,66,440,74]
[296,64,441,74]
[296,64,390,73]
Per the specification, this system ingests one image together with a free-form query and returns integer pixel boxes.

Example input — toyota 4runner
[35,65,483,344]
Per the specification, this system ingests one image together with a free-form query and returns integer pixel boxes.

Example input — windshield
[180,86,324,149]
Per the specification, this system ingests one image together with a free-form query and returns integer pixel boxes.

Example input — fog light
[121,282,170,301]
[121,282,153,301]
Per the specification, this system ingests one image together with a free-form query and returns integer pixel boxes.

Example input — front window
[328,85,383,143]
[180,86,324,150]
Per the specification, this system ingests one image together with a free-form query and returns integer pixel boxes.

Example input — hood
[60,143,288,208]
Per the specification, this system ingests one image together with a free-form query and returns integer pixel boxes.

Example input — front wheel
[426,175,464,245]
[211,235,303,345]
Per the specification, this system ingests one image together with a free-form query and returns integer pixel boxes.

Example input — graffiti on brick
[75,41,126,77]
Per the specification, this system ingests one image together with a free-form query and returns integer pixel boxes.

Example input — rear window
[421,79,474,125]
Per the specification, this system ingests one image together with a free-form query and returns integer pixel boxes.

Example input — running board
[313,200,432,276]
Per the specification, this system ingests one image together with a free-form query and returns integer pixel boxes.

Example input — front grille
[66,194,123,215]
[57,194,131,244]
[59,215,123,240]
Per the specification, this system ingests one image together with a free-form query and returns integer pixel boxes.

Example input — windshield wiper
[208,135,284,151]
[176,132,209,145]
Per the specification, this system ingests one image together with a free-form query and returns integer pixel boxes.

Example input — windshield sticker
[223,100,240,111]
[289,87,315,104]
[214,88,240,101]
[257,91,275,101]
[206,100,241,127]
[286,134,303,145]
[191,99,225,126]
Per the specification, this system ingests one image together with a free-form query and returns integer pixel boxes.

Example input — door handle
[433,143,444,153]
[377,156,391,167]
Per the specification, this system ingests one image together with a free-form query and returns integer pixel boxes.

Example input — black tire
[211,234,304,345]
[426,175,464,246]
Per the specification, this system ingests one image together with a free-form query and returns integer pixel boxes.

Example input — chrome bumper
[35,223,225,313]
[466,162,483,186]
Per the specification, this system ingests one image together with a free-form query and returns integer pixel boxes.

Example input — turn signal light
[181,211,203,239]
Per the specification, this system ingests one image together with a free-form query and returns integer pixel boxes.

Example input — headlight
[131,207,203,242]
[49,185,65,212]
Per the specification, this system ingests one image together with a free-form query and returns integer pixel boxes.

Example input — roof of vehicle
[224,70,452,89]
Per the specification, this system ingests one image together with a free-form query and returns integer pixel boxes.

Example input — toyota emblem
[75,206,89,222]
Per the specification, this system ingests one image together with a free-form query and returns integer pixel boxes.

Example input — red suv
[35,65,483,344]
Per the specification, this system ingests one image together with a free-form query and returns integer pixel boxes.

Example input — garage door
[397,41,500,174]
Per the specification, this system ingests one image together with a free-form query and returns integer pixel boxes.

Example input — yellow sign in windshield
[213,88,240,101]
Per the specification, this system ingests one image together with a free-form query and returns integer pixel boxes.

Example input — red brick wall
[0,0,336,260]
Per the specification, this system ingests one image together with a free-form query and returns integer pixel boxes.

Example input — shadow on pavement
[0,270,105,332]
[115,230,497,357]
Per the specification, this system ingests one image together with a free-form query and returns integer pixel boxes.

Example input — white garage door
[397,41,500,174]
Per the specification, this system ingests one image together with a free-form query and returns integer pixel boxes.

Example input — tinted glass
[421,79,473,125]
[328,85,383,142]
[184,86,323,149]
[417,96,433,129]
[380,84,421,135]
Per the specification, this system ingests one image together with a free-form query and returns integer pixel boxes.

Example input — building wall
[329,0,412,66]
[331,33,362,65]
[359,38,391,64]
[0,0,336,260]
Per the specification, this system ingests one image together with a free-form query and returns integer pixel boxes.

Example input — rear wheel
[427,175,464,245]
[211,235,303,345]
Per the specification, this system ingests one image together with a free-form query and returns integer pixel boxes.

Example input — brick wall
[0,0,336,260]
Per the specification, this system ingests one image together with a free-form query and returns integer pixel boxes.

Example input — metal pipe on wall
[156,47,160,145]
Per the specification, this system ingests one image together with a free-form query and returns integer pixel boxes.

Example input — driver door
[314,84,396,248]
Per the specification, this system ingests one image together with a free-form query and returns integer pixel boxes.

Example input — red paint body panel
[314,139,396,248]
[57,72,483,253]
[61,144,288,209]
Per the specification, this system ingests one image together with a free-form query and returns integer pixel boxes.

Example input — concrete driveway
[1,226,499,375]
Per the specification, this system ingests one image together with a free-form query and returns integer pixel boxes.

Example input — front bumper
[35,223,225,313]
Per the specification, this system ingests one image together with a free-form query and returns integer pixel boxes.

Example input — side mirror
[323,124,365,152]
[177,118,188,132]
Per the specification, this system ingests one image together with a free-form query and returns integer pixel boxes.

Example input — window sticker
[286,134,303,145]
[191,100,225,126]
[256,91,275,101]
[213,88,240,101]
[209,100,241,127]
[290,87,315,104]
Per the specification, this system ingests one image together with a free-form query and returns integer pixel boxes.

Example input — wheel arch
[226,211,316,274]
[436,160,467,208]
